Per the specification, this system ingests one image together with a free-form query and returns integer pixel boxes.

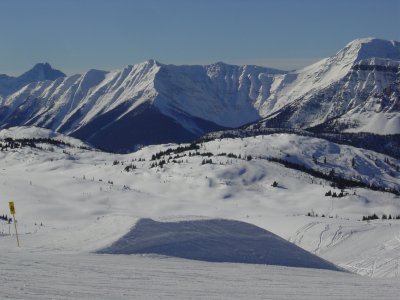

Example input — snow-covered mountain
[0,62,65,97]
[258,38,400,134]
[2,38,400,298]
[0,61,284,152]
[0,37,399,152]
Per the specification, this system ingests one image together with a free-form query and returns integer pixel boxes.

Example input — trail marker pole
[9,201,20,247]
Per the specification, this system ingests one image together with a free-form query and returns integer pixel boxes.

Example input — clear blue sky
[1,0,399,75]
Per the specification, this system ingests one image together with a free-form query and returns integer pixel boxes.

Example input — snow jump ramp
[97,218,342,271]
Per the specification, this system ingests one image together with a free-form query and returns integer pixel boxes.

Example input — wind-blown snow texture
[0,38,398,152]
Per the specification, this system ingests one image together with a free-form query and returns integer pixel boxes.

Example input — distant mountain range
[0,62,65,97]
[0,37,399,152]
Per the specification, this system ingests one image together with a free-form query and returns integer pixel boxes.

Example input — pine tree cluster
[0,214,11,223]
[362,213,400,221]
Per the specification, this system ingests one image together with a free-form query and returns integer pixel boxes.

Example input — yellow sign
[9,201,15,215]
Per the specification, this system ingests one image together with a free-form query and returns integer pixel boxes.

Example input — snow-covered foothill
[0,127,399,279]
[0,126,90,148]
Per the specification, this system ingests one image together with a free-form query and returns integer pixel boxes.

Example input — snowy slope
[154,62,283,128]
[262,38,400,111]
[0,126,89,148]
[1,251,398,300]
[0,127,399,278]
[260,38,400,133]
[288,219,400,278]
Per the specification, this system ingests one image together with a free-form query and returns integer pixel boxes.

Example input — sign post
[8,201,20,247]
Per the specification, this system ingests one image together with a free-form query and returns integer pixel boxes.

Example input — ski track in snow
[289,222,320,245]
[327,225,342,249]
[315,224,330,254]
[289,221,400,278]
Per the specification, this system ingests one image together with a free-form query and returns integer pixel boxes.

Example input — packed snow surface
[2,251,398,300]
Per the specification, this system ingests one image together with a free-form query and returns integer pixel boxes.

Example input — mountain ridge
[0,63,65,97]
[0,37,399,152]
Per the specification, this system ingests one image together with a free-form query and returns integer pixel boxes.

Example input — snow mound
[0,126,89,147]
[98,218,342,271]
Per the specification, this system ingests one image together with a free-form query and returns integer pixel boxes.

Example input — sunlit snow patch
[97,218,342,271]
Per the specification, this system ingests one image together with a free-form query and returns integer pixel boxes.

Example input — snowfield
[0,126,400,298]
[289,219,400,278]
[1,251,400,300]
[0,250,400,299]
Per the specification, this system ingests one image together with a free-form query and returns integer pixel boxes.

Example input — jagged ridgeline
[0,38,399,153]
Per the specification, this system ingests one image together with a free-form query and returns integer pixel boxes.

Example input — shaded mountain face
[0,63,65,97]
[71,102,226,153]
[0,38,399,152]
